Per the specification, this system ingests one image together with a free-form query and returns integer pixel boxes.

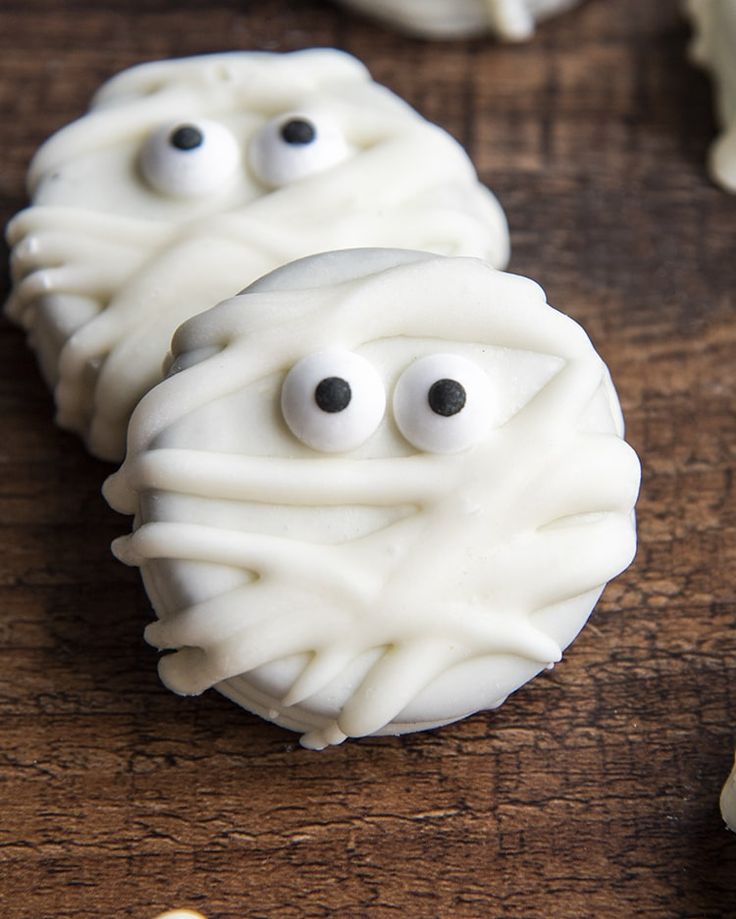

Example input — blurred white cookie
[105,249,640,750]
[723,754,736,831]
[687,0,736,191]
[334,0,582,41]
[6,50,509,461]
[153,912,206,919]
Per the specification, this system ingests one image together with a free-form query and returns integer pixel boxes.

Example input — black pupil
[428,379,466,417]
[280,118,316,146]
[169,125,204,150]
[315,377,351,413]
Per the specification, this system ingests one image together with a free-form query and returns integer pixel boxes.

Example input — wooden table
[1,1,734,916]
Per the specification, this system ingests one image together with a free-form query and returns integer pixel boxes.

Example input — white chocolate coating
[722,754,736,832]
[334,0,582,41]
[5,51,509,461]
[687,0,736,192]
[104,249,640,750]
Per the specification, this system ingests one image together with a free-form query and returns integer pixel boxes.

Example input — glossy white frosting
[723,755,736,831]
[687,0,736,191]
[104,249,640,750]
[335,0,582,40]
[5,50,509,461]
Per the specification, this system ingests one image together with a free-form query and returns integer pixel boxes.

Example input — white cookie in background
[5,50,509,462]
[153,912,206,919]
[333,0,582,41]
[686,0,736,192]
[104,249,641,751]
[723,755,736,832]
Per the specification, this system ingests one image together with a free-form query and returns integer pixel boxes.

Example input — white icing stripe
[92,50,369,105]
[145,566,564,695]
[115,522,367,594]
[118,449,453,511]
[6,205,168,241]
[485,0,535,39]
[115,432,638,530]
[6,207,169,329]
[335,639,467,737]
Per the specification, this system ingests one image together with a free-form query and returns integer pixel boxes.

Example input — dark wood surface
[1,1,735,917]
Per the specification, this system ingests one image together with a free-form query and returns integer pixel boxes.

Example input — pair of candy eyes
[281,351,492,455]
[139,113,348,198]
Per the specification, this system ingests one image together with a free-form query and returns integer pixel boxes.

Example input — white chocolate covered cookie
[334,0,582,41]
[5,51,509,461]
[104,249,640,750]
[687,0,736,191]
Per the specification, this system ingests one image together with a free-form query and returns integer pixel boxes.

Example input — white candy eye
[393,354,492,454]
[140,120,240,198]
[281,350,385,453]
[248,112,351,188]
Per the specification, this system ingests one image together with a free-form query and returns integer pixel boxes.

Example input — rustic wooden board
[1,1,735,917]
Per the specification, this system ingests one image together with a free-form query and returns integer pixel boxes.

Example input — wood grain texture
[0,1,735,917]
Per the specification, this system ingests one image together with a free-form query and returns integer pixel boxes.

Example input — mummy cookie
[334,0,582,41]
[687,0,736,191]
[104,249,640,750]
[723,756,736,831]
[5,51,509,461]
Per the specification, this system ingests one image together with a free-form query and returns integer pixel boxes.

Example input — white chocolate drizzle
[334,0,581,40]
